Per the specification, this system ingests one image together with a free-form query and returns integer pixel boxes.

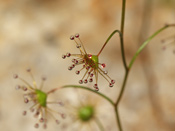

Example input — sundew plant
[13,0,175,131]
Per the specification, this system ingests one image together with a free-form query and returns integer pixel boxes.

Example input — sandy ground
[0,0,175,131]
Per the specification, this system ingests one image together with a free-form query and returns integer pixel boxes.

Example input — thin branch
[97,30,127,70]
[129,24,175,69]
[115,107,122,131]
[115,23,175,131]
[114,0,127,130]
[62,85,115,106]
[120,0,126,35]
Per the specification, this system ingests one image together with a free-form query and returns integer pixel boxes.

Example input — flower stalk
[14,69,66,129]
[62,33,115,90]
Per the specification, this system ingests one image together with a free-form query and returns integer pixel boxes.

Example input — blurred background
[0,0,175,131]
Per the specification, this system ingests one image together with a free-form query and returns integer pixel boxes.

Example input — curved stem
[97,30,120,56]
[129,24,175,69]
[97,30,127,70]
[114,1,127,130]
[114,24,175,131]
[95,117,105,131]
[62,85,115,106]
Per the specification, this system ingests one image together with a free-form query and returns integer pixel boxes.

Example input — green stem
[115,107,122,131]
[114,0,127,130]
[114,69,129,131]
[116,69,129,106]
[129,24,175,69]
[62,85,115,106]
[95,117,105,131]
[121,0,126,34]
[114,24,175,131]
[97,30,127,70]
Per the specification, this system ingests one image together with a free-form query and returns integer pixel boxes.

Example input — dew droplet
[95,87,99,91]
[68,66,72,70]
[23,86,28,91]
[90,73,93,77]
[72,59,75,63]
[58,101,64,106]
[34,111,40,118]
[79,80,83,84]
[101,63,106,68]
[24,98,29,103]
[62,55,66,59]
[66,53,71,57]
[56,119,60,124]
[23,111,27,116]
[88,54,92,58]
[109,83,113,87]
[86,66,90,70]
[42,77,46,81]
[43,124,47,129]
[40,118,44,123]
[34,123,39,128]
[70,35,74,40]
[15,85,21,90]
[61,113,66,119]
[76,44,81,48]
[30,108,35,112]
[89,78,93,82]
[75,33,79,38]
[13,74,18,79]
[104,70,108,74]
[72,64,75,68]
[111,80,115,84]
[26,68,31,72]
[162,46,166,50]
[84,79,88,84]
[75,60,79,64]
[75,70,80,75]
[94,84,98,88]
